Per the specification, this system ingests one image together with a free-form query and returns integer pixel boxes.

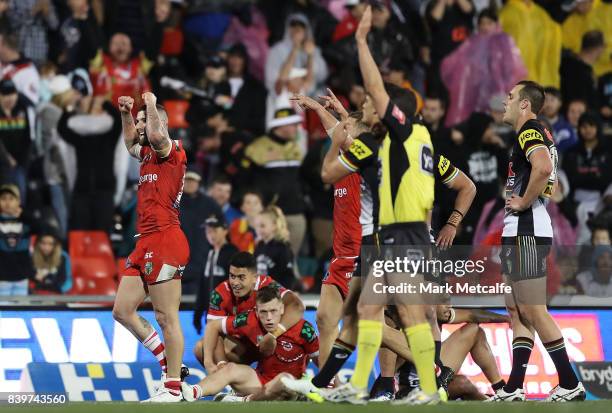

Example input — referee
[320,6,472,405]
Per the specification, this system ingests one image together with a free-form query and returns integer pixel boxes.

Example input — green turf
[3,401,612,413]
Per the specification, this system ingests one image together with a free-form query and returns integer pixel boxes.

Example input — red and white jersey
[332,172,369,258]
[207,275,289,320]
[222,311,319,383]
[136,140,187,235]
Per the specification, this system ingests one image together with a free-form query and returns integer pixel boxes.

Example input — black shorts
[378,222,432,279]
[355,233,380,277]
[501,236,552,281]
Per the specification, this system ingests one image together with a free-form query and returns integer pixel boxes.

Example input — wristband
[272,323,287,338]
[452,209,464,218]
[325,121,340,138]
[445,222,457,228]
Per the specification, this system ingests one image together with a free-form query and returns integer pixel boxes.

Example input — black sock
[544,338,579,389]
[369,375,395,398]
[312,339,355,388]
[434,340,443,368]
[492,379,506,392]
[504,337,534,392]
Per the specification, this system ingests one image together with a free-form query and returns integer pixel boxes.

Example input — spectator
[189,54,232,119]
[89,33,151,112]
[486,93,514,145]
[500,0,562,87]
[383,58,423,114]
[37,75,79,237]
[561,0,612,78]
[57,95,121,232]
[193,213,238,333]
[229,189,263,254]
[254,205,296,289]
[265,13,328,95]
[541,87,578,154]
[179,168,222,295]
[243,108,306,256]
[0,184,35,296]
[600,71,612,136]
[0,79,31,201]
[332,0,368,43]
[57,0,103,72]
[563,112,612,243]
[368,1,415,73]
[225,43,267,136]
[208,175,241,226]
[560,30,605,110]
[0,30,40,105]
[576,245,612,297]
[577,222,611,272]
[7,0,59,65]
[422,94,452,153]
[426,0,475,92]
[300,131,334,259]
[566,98,588,136]
[440,8,527,127]
[30,229,72,294]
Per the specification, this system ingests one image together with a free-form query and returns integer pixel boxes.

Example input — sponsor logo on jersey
[421,146,434,174]
[391,104,406,125]
[210,290,222,310]
[300,322,317,343]
[334,187,348,198]
[138,173,158,185]
[144,261,153,276]
[233,312,249,328]
[518,129,544,150]
[438,155,450,176]
[348,139,373,161]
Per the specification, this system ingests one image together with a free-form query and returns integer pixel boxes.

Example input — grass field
[3,401,612,413]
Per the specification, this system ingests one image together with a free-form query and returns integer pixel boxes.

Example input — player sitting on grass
[193,252,304,371]
[373,305,510,401]
[182,286,319,402]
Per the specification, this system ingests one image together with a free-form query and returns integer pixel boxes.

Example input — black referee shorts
[501,236,552,281]
[355,233,380,278]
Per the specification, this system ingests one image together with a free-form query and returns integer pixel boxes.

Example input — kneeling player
[182,286,319,401]
[193,252,304,370]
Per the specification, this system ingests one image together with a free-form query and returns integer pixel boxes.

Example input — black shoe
[437,366,454,393]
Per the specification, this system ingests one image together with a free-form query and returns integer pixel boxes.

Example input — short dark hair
[517,80,545,115]
[478,8,498,24]
[384,82,417,117]
[211,174,231,186]
[578,111,599,129]
[581,30,605,52]
[256,285,281,304]
[229,251,256,272]
[241,189,263,203]
[425,93,447,110]
[544,87,561,100]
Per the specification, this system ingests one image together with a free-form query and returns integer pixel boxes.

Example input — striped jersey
[503,119,557,237]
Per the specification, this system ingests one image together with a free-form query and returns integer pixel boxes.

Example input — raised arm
[118,96,141,159]
[355,6,389,117]
[142,92,172,158]
[290,94,338,132]
[321,119,352,184]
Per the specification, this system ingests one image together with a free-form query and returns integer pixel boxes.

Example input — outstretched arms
[142,92,172,158]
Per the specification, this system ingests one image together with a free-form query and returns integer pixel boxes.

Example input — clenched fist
[118,96,134,113]
[142,92,157,107]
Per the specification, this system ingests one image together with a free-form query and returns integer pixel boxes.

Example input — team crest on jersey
[437,154,450,175]
[391,104,406,125]
[300,322,316,343]
[209,290,222,310]
[280,340,293,351]
[518,129,543,150]
[144,261,153,276]
[348,139,373,160]
[233,312,249,328]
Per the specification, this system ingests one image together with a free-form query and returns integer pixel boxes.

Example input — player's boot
[370,391,394,402]
[545,383,586,402]
[180,382,202,402]
[321,382,368,405]
[280,376,324,403]
[392,388,440,405]
[216,393,248,402]
[485,387,525,402]
[141,387,182,403]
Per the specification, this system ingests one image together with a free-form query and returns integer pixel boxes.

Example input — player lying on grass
[192,252,304,370]
[182,286,319,402]
[372,306,510,401]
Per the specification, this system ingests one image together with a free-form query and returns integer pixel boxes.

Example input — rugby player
[489,81,585,401]
[112,93,189,402]
[181,286,319,402]
[192,252,305,370]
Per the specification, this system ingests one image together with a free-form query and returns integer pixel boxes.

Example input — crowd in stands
[0,0,611,298]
